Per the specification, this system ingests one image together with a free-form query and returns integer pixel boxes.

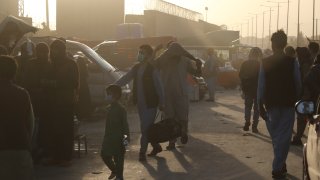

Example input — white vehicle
[295,100,320,180]
[66,40,130,106]
[18,37,131,107]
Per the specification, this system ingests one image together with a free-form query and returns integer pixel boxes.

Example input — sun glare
[125,0,145,15]
[24,0,56,30]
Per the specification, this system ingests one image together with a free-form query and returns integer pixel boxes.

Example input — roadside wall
[126,10,220,38]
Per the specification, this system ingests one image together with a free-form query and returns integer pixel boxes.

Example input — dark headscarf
[50,39,66,64]
[155,42,195,68]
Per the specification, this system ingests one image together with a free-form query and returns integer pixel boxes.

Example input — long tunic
[102,102,129,156]
[160,57,196,120]
[23,58,51,117]
[46,57,79,161]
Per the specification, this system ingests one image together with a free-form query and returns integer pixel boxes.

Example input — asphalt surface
[35,90,304,180]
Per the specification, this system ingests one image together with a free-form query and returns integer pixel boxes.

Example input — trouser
[164,95,189,144]
[38,115,51,157]
[31,118,41,162]
[0,150,34,180]
[205,77,216,100]
[137,107,161,154]
[244,95,259,126]
[265,107,295,172]
[101,153,125,179]
[292,114,307,141]
[48,106,74,161]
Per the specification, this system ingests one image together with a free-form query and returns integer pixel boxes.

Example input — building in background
[55,0,238,46]
[56,0,221,41]
[126,10,221,39]
[122,0,221,40]
[0,0,19,20]
[56,0,125,40]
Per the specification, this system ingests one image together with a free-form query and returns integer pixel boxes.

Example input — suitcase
[147,118,182,144]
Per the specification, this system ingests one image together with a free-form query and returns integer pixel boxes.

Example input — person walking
[155,42,202,150]
[308,41,319,63]
[0,55,35,180]
[284,46,296,58]
[115,44,164,161]
[239,47,262,133]
[15,41,35,86]
[291,47,313,146]
[203,48,219,102]
[44,40,79,166]
[23,42,52,161]
[302,54,320,108]
[258,30,301,179]
[101,85,129,180]
[75,57,92,120]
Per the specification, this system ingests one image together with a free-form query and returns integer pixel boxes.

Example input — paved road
[36,90,303,180]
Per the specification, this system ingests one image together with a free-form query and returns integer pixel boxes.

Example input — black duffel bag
[147,118,182,144]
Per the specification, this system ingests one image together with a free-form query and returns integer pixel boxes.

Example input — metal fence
[125,0,203,21]
[145,0,203,21]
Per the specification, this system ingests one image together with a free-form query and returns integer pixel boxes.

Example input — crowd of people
[1,29,320,180]
[0,39,80,179]
[239,30,320,179]
[105,42,202,179]
[0,39,202,180]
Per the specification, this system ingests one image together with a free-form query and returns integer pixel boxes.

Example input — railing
[125,0,203,21]
[145,0,203,21]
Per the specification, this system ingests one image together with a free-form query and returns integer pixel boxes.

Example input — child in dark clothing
[101,85,130,180]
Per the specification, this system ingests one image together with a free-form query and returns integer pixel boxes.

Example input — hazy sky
[164,0,316,37]
[25,0,318,37]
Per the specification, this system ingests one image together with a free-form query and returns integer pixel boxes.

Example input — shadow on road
[216,102,244,114]
[247,132,303,158]
[142,136,264,180]
[142,156,188,180]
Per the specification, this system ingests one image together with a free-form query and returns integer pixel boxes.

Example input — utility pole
[252,17,254,46]
[264,6,274,38]
[316,19,318,40]
[287,0,290,34]
[261,5,276,48]
[313,0,315,39]
[262,11,266,49]
[267,1,289,31]
[297,0,300,47]
[46,0,50,29]
[256,14,258,46]
[277,2,279,30]
[249,13,258,46]
[240,23,243,40]
[247,19,250,44]
[205,7,208,22]
[269,9,272,48]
